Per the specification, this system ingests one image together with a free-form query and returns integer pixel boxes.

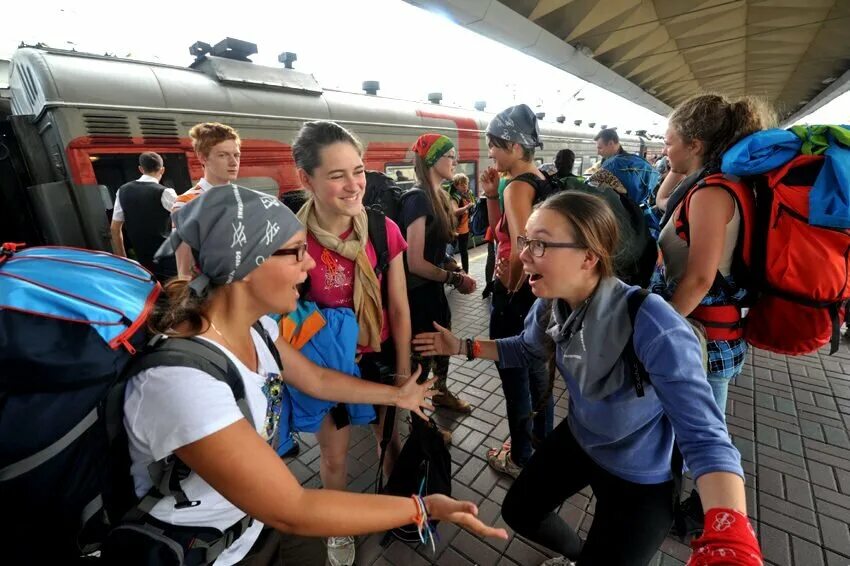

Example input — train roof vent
[16,63,40,110]
[192,56,322,96]
[139,116,180,145]
[84,113,132,144]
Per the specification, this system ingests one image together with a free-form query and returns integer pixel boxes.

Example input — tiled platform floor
[286,246,850,566]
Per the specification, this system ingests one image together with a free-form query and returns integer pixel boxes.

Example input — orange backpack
[676,154,850,355]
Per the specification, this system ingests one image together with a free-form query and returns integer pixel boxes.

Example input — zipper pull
[120,337,137,355]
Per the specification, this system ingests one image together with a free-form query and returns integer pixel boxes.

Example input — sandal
[487,440,511,459]
[487,445,522,479]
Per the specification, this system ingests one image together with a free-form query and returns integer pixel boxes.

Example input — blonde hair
[537,192,619,278]
[452,173,469,187]
[189,122,241,157]
[668,94,775,166]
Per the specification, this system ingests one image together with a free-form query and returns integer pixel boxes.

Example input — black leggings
[501,419,676,566]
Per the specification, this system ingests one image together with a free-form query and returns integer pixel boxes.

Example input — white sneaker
[540,557,575,566]
[327,536,355,566]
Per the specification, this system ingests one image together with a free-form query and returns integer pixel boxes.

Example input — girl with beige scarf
[292,121,412,566]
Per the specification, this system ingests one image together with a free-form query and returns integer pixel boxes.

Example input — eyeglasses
[442,153,458,162]
[271,242,308,262]
[517,235,585,258]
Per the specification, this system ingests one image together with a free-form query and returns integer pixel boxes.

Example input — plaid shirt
[651,266,748,380]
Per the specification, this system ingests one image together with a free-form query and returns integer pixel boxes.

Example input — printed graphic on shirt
[321,248,352,298]
[261,372,284,442]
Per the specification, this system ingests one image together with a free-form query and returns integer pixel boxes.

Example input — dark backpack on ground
[0,244,283,565]
[375,406,452,545]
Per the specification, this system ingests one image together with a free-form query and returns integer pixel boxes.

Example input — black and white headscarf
[486,104,543,149]
[155,184,303,295]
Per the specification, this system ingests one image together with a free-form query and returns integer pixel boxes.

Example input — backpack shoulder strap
[127,336,252,424]
[625,289,651,398]
[366,207,391,306]
[125,335,256,515]
[252,319,282,372]
[366,207,390,277]
[675,174,755,293]
[624,289,684,498]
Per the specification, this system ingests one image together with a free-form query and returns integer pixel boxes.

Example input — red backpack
[676,154,850,356]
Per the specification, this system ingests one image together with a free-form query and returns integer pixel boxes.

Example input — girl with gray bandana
[413,191,758,565]
[478,104,553,479]
[122,185,507,565]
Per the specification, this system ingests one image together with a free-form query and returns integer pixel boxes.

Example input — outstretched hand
[395,365,436,421]
[412,322,460,357]
[423,494,509,540]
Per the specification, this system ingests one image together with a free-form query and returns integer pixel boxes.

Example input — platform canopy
[406,0,850,121]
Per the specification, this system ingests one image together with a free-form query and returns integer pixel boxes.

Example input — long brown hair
[668,94,775,167]
[413,154,455,242]
[147,279,216,337]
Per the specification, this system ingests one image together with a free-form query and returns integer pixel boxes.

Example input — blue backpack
[0,244,286,565]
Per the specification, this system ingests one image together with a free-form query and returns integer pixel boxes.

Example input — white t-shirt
[112,175,178,222]
[124,317,283,565]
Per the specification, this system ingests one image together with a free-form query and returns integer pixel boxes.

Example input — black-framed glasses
[517,235,585,258]
[271,242,308,262]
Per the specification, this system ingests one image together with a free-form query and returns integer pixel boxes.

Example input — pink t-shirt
[305,216,408,353]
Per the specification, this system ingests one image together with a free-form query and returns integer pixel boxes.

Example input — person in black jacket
[110,152,177,281]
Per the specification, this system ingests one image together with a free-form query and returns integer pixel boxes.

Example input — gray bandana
[155,184,303,295]
[486,104,543,149]
[546,277,633,400]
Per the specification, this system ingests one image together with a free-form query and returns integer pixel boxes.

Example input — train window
[89,153,191,201]
[237,177,279,198]
[572,158,583,176]
[384,163,415,184]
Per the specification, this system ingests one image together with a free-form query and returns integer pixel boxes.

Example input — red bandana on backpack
[676,154,850,355]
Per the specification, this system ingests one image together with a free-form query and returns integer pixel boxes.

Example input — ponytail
[147,278,214,337]
[668,94,775,166]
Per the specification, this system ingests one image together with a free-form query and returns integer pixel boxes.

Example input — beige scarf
[297,200,383,351]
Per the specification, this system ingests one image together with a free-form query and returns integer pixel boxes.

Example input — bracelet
[465,338,475,361]
[473,339,482,359]
[411,495,437,553]
[443,270,451,283]
[484,194,499,200]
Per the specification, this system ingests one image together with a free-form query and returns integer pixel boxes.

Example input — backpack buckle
[1,242,25,258]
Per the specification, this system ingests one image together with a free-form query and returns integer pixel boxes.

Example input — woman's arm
[411,322,500,361]
[669,187,736,317]
[405,217,450,283]
[386,254,412,382]
[655,171,685,212]
[503,180,535,290]
[275,337,434,419]
[176,419,508,538]
[696,472,747,513]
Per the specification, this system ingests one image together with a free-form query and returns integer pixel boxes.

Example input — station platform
[286,246,850,566]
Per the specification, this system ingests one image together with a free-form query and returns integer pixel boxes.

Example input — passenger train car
[0,43,662,252]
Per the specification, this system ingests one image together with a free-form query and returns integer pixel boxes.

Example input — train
[0,40,663,252]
